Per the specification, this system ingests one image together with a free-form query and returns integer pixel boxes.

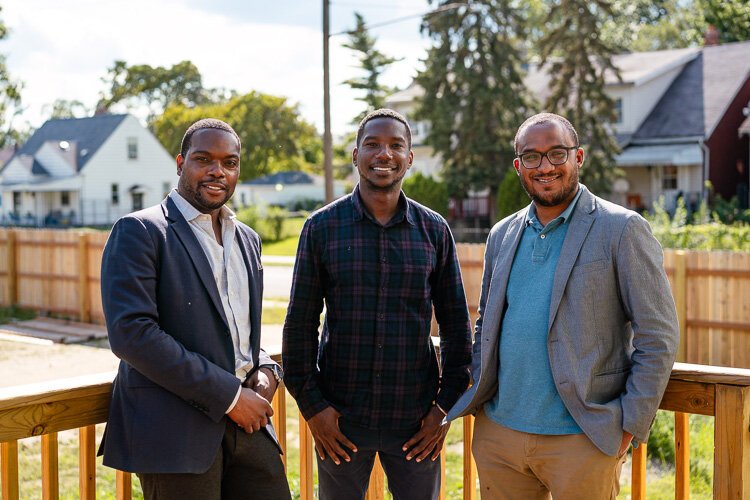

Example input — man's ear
[513,158,521,175]
[352,148,358,166]
[576,148,585,168]
[176,154,184,175]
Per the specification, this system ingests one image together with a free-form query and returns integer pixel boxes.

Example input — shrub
[402,171,449,217]
[496,167,528,221]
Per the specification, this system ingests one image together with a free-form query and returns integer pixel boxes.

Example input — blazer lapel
[163,198,229,328]
[548,188,596,329]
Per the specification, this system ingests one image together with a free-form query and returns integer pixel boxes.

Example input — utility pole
[323,0,334,203]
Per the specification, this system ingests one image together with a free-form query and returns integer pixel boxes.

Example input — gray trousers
[137,421,290,500]
[317,419,441,500]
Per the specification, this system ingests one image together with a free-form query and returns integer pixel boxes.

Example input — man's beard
[178,178,230,213]
[520,168,579,207]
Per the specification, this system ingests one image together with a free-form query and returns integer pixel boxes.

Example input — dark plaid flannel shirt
[282,186,472,430]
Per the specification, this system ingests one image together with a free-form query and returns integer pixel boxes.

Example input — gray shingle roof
[8,114,128,172]
[633,40,750,140]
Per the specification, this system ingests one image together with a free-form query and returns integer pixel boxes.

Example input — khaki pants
[472,410,626,500]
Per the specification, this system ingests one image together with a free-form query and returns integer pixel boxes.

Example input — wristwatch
[263,364,283,384]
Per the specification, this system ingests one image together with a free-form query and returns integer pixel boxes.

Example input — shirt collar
[169,189,236,223]
[525,184,583,228]
[351,184,415,227]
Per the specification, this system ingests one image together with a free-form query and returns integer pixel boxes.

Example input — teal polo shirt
[485,187,583,434]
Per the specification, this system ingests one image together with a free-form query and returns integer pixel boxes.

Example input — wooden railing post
[631,442,647,500]
[272,384,287,470]
[41,432,59,500]
[674,412,689,500]
[365,455,384,500]
[463,415,477,500]
[77,233,91,323]
[674,250,687,362]
[713,385,750,499]
[299,416,314,500]
[6,230,16,307]
[1,440,19,500]
[115,470,131,500]
[79,425,96,500]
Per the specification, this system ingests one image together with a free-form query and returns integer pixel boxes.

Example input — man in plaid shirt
[282,109,472,500]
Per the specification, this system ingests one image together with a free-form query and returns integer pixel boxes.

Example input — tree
[701,0,750,43]
[342,12,401,123]
[416,0,533,214]
[43,99,89,120]
[152,91,322,181]
[538,0,622,195]
[97,60,230,123]
[402,171,449,217]
[496,167,528,220]
[0,6,24,148]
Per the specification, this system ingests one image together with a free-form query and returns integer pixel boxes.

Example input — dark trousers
[317,419,441,500]
[137,421,290,500]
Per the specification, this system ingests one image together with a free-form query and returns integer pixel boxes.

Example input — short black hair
[514,112,579,154]
[356,108,412,149]
[180,118,241,158]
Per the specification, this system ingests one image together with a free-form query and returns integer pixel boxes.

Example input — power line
[330,2,467,37]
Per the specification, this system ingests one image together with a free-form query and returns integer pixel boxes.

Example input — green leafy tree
[496,168,528,220]
[402,171,449,217]
[152,92,322,181]
[416,0,533,215]
[701,0,750,43]
[342,13,401,124]
[97,60,231,123]
[538,0,622,195]
[0,6,24,148]
[43,99,89,120]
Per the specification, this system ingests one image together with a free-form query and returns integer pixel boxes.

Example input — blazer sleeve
[616,215,679,443]
[102,216,240,423]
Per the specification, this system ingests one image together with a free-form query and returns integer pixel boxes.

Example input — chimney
[704,24,720,46]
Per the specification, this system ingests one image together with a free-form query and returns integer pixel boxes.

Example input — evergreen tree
[342,13,400,124]
[416,0,533,211]
[538,0,622,195]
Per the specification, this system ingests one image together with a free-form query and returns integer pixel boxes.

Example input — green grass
[262,306,288,324]
[0,306,36,324]
[263,236,301,256]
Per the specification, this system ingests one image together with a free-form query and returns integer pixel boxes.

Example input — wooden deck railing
[1,357,749,499]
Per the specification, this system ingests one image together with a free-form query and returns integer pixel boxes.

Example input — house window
[662,165,678,190]
[12,192,20,213]
[614,98,623,124]
[111,184,119,205]
[132,192,144,211]
[127,137,138,160]
[61,191,70,207]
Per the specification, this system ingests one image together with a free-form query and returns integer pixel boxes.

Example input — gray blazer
[447,185,679,456]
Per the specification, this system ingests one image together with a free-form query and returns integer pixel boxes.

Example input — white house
[233,171,347,211]
[0,114,176,226]
[384,40,750,213]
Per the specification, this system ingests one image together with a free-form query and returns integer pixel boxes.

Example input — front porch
[1,351,748,499]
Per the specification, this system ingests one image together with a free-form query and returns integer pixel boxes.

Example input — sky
[1,0,433,139]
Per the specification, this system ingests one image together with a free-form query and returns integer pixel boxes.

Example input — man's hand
[307,406,358,465]
[227,387,274,433]
[245,367,278,402]
[618,430,634,456]
[403,406,449,462]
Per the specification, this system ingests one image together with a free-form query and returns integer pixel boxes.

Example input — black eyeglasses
[517,146,579,169]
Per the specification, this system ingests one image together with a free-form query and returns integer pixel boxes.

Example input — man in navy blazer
[100,119,290,499]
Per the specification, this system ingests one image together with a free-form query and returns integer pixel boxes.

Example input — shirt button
[381,257,386,262]
[375,373,381,377]
[378,313,384,320]
[540,234,546,239]
[377,344,383,349]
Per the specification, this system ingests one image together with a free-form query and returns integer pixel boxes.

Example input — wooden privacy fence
[1,354,749,499]
[456,246,750,368]
[0,229,748,367]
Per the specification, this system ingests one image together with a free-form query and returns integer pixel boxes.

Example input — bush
[496,167,528,221]
[402,171,449,217]
[235,205,291,243]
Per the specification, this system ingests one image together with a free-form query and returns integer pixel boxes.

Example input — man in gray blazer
[100,119,290,499]
[447,113,678,499]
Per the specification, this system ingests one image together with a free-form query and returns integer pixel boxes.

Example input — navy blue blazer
[100,197,279,473]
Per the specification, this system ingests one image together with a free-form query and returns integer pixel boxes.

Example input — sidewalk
[261,255,295,266]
